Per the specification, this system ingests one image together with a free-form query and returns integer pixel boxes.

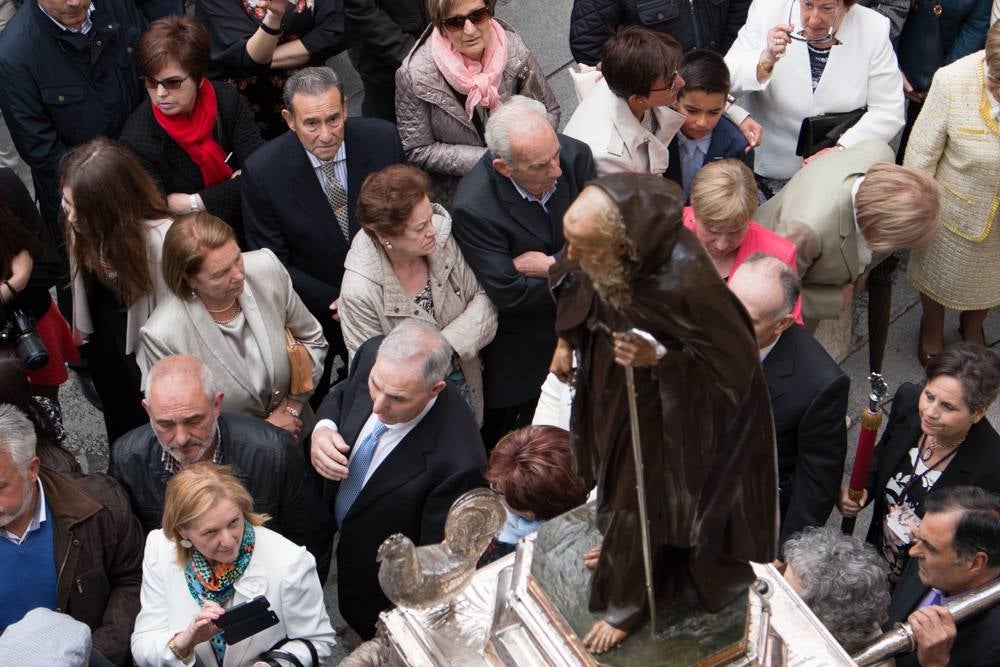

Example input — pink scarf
[430,19,509,120]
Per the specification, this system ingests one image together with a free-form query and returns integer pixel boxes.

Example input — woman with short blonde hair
[855,163,940,254]
[683,160,801,321]
[132,463,336,666]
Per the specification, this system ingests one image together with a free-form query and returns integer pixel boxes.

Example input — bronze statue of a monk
[549,174,778,653]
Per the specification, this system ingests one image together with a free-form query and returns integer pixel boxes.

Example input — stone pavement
[55,1,999,661]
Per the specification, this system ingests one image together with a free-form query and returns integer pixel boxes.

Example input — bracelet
[188,194,199,213]
[168,633,193,661]
[259,20,283,35]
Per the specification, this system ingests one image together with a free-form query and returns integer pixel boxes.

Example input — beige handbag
[284,328,315,395]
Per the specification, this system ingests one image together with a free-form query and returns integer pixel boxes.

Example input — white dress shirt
[315,395,438,485]
[306,141,348,193]
[2,479,46,545]
[39,3,94,34]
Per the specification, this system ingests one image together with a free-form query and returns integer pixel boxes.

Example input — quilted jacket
[394,20,559,204]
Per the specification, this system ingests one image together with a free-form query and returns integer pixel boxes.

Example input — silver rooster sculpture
[376,488,506,610]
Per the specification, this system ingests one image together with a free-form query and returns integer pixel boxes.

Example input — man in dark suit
[309,320,486,638]
[242,66,405,396]
[451,96,597,448]
[886,485,1000,667]
[730,254,849,546]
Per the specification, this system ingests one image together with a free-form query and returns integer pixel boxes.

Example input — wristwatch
[189,194,199,213]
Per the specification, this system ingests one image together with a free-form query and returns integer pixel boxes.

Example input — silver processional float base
[358,503,856,667]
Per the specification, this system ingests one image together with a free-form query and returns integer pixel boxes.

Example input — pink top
[683,206,803,324]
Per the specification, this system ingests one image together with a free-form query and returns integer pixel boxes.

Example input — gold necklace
[203,297,238,314]
[213,303,242,326]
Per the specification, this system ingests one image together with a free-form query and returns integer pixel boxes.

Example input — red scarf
[151,79,233,188]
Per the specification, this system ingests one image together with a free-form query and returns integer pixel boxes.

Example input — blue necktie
[334,420,388,526]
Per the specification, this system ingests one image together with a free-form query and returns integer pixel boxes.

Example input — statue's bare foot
[583,544,601,570]
[583,619,628,654]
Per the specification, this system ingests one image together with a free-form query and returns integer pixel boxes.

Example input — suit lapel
[763,329,796,401]
[935,420,990,489]
[495,172,557,249]
[184,299,263,409]
[289,139,348,250]
[344,123,368,237]
[838,176,862,281]
[239,282,276,391]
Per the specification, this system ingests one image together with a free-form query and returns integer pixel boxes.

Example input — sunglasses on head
[439,6,491,32]
[141,74,190,90]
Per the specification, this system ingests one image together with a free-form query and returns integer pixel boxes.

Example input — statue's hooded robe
[551,174,778,631]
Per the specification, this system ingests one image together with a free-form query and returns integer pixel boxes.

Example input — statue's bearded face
[564,187,632,308]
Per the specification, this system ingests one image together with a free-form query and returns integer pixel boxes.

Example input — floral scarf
[184,521,256,665]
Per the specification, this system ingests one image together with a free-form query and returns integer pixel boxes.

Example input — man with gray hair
[109,354,335,581]
[242,66,405,395]
[729,254,849,547]
[311,319,487,638]
[452,95,596,448]
[0,403,143,665]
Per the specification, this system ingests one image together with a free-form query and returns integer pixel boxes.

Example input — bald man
[730,254,849,547]
[109,354,334,581]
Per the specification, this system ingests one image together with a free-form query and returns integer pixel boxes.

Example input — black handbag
[897,0,945,92]
[795,107,867,157]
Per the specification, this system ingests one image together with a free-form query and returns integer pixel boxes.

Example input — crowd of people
[1,0,1000,664]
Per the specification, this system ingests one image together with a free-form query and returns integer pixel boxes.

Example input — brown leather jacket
[40,466,144,666]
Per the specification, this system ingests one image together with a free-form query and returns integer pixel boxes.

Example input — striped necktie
[320,161,350,241]
[334,420,389,526]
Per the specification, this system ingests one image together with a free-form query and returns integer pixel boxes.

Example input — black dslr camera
[0,303,49,370]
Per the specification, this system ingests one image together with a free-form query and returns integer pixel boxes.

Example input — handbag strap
[259,637,319,667]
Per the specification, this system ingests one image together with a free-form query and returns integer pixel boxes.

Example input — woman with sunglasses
[121,16,264,235]
[724,0,904,198]
[395,0,559,205]
[563,25,686,177]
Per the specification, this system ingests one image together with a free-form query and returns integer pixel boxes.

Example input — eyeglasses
[141,74,190,90]
[787,0,841,45]
[648,70,680,93]
[439,6,491,32]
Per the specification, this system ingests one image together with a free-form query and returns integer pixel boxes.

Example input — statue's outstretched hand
[613,330,663,367]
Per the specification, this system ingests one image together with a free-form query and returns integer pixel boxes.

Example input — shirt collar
[383,395,438,432]
[760,333,781,361]
[306,141,347,169]
[851,175,873,268]
[676,131,712,158]
[509,177,556,208]
[2,478,46,544]
[159,425,224,475]
[39,2,95,34]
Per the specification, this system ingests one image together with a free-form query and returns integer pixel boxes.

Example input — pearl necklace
[212,303,242,326]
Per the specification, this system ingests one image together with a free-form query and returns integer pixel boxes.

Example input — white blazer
[724,0,904,180]
[564,76,686,177]
[131,527,336,667]
[71,218,173,355]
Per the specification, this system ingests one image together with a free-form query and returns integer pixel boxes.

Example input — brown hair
[855,163,939,253]
[426,0,496,24]
[357,165,430,242]
[601,25,682,99]
[136,14,210,82]
[986,20,1000,78]
[0,193,39,279]
[161,212,237,299]
[690,159,759,232]
[485,425,588,520]
[60,138,171,307]
[162,462,269,564]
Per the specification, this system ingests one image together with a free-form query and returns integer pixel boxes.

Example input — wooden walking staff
[624,363,657,639]
[842,373,889,535]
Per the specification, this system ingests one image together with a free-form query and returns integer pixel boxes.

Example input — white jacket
[131,527,336,667]
[724,0,904,180]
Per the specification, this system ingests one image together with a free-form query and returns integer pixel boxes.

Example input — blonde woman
[131,463,336,665]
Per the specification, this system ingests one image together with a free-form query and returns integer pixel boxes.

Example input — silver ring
[286,407,300,417]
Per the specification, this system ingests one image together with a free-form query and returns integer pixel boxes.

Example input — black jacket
[863,383,1000,547]
[318,336,487,639]
[0,0,146,232]
[451,134,596,409]
[119,82,264,231]
[763,324,849,547]
[108,412,336,581]
[345,0,429,85]
[569,0,750,65]
[241,117,405,318]
[887,559,1000,667]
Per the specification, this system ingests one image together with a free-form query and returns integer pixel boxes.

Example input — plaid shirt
[160,428,224,475]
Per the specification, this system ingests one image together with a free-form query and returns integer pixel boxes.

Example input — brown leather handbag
[284,328,315,395]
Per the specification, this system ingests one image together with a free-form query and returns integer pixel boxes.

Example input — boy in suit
[666,49,754,201]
